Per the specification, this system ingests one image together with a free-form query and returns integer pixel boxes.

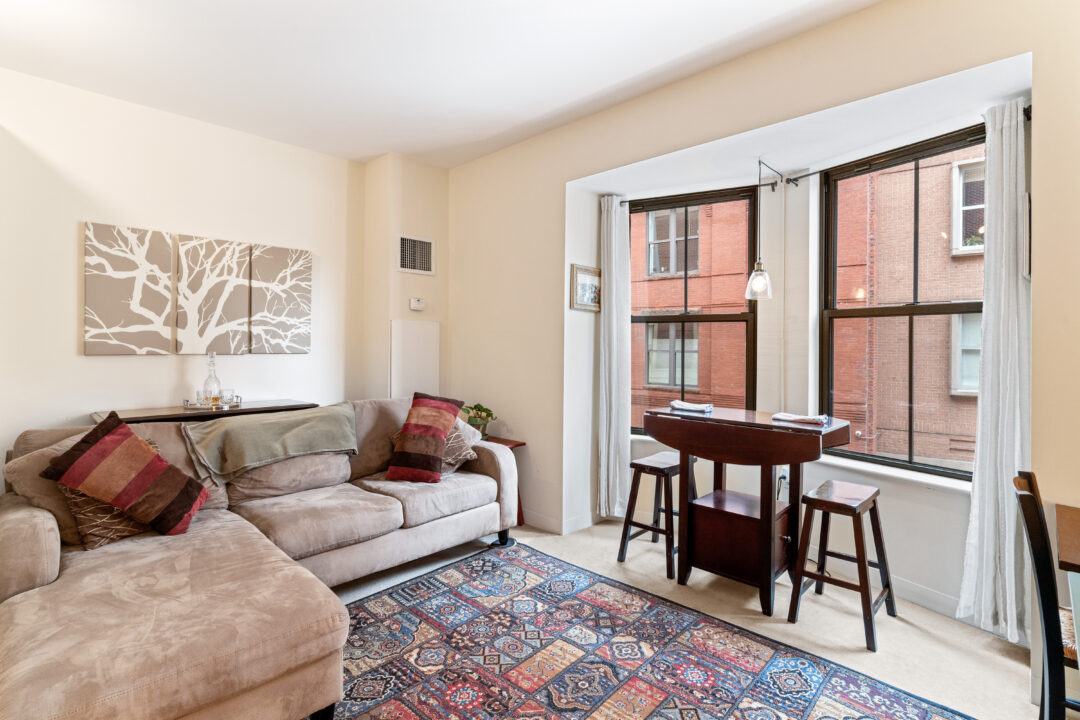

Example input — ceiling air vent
[399,236,434,275]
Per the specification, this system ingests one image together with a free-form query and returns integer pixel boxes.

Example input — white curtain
[597,195,631,518]
[957,97,1031,644]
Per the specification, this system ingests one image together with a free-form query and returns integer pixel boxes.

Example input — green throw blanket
[182,402,357,485]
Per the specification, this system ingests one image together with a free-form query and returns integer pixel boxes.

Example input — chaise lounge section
[0,398,518,720]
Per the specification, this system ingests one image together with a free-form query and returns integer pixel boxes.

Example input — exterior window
[646,207,699,275]
[646,323,698,387]
[951,313,982,395]
[821,126,985,479]
[952,160,986,254]
[630,189,757,431]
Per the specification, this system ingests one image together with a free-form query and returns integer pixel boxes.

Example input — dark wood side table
[486,436,526,541]
[91,399,318,424]
[644,407,849,616]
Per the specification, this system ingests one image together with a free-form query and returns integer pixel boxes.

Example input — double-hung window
[820,126,985,478]
[952,159,986,254]
[630,188,757,431]
[647,207,700,275]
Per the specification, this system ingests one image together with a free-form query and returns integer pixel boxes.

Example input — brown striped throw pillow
[386,393,465,483]
[391,426,478,476]
[41,412,210,536]
[56,484,148,549]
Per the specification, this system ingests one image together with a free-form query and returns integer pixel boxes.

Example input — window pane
[687,199,749,315]
[674,207,686,240]
[960,313,981,347]
[632,321,746,426]
[963,172,985,206]
[632,212,683,309]
[651,210,670,242]
[645,323,671,385]
[962,208,985,247]
[687,322,744,407]
[675,237,685,272]
[830,316,909,460]
[917,145,985,301]
[835,163,915,308]
[913,315,977,472]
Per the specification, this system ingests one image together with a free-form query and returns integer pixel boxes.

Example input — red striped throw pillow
[41,412,209,536]
[386,393,465,483]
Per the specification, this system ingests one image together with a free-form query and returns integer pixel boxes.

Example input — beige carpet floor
[335,521,1036,720]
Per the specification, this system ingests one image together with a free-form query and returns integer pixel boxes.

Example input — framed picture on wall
[570,264,600,312]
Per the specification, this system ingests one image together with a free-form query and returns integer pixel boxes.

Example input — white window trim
[951,158,986,256]
[950,313,980,396]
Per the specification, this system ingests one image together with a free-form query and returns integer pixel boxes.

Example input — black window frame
[819,124,985,480]
[631,186,758,434]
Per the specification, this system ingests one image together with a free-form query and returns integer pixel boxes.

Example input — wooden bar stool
[617,451,697,579]
[787,479,897,651]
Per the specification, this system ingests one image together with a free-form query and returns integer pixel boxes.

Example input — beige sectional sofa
[0,398,518,720]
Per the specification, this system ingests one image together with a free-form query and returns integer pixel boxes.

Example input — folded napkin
[771,412,829,426]
[182,402,357,486]
[670,400,713,413]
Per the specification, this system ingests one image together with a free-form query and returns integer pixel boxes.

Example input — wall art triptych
[83,222,312,356]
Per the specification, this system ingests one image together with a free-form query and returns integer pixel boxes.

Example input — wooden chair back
[1014,472,1066,720]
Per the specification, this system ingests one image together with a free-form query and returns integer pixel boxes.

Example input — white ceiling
[0,0,882,166]
[573,54,1032,199]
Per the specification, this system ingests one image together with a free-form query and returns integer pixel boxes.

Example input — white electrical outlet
[409,297,425,311]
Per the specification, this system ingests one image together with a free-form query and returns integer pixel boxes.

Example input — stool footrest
[799,571,861,594]
[825,549,881,569]
[872,588,892,614]
[626,520,670,536]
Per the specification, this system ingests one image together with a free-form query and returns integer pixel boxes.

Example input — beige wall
[445,0,1077,538]
[0,67,348,454]
[346,153,449,400]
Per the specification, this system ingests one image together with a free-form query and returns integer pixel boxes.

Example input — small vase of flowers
[463,403,496,439]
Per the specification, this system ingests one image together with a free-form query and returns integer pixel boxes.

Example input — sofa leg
[490,529,517,548]
[309,703,335,720]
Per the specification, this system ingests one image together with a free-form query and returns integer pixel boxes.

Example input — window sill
[951,246,984,257]
[814,453,972,494]
[950,389,979,397]
[645,271,700,280]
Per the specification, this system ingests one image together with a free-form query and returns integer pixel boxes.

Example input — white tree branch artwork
[84,222,173,355]
[175,236,251,354]
[250,245,312,354]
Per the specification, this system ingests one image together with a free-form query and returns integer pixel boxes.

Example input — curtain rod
[617,105,1030,204]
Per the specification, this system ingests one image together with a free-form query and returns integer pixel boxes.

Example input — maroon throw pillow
[386,393,465,483]
[41,412,209,535]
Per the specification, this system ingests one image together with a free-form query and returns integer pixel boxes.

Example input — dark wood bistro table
[643,407,850,616]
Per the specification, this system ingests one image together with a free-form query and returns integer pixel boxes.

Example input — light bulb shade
[745,262,773,300]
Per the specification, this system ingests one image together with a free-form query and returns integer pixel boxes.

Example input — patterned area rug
[337,544,972,720]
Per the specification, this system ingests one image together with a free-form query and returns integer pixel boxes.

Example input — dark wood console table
[90,399,318,424]
[643,407,849,616]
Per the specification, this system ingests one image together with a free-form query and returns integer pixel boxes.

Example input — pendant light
[745,158,773,300]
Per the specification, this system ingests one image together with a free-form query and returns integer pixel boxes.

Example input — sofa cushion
[4,434,83,545]
[0,510,348,720]
[355,471,497,528]
[42,412,210,536]
[349,398,411,478]
[227,453,351,506]
[128,422,229,511]
[232,484,404,560]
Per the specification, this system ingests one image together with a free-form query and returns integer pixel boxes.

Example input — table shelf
[693,489,789,521]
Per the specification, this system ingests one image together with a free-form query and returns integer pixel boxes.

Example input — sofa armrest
[0,493,61,603]
[462,441,518,530]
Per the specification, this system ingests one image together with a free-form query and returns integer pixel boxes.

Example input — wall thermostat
[409,297,425,311]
